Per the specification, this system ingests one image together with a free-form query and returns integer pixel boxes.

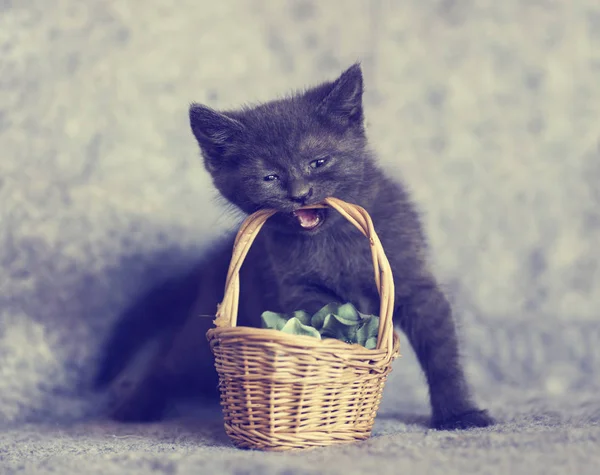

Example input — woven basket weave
[206,197,400,451]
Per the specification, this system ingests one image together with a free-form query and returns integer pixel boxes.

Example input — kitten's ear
[189,104,244,155]
[316,63,364,128]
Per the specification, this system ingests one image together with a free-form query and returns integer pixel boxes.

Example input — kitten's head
[189,63,374,233]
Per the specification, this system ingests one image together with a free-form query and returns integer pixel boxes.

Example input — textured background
[1,0,599,473]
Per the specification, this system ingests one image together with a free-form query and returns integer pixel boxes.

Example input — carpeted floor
[2,392,599,474]
[1,1,599,473]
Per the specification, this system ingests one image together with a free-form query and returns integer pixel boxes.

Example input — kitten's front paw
[432,409,495,431]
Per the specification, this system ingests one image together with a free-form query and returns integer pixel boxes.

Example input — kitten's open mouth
[292,209,325,231]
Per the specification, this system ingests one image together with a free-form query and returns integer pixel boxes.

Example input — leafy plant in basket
[261,302,380,349]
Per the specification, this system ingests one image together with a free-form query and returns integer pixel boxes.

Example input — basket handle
[213,197,396,354]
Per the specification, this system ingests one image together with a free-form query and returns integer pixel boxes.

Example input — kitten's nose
[288,181,313,204]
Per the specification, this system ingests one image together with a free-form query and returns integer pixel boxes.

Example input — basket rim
[207,326,401,370]
[207,324,400,353]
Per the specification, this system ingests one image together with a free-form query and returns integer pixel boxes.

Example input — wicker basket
[206,197,400,451]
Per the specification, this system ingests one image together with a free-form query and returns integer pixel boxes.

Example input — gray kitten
[95,64,494,430]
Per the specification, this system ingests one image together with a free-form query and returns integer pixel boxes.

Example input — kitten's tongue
[293,209,321,229]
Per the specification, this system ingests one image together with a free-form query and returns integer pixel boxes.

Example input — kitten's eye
[264,174,279,182]
[310,157,329,169]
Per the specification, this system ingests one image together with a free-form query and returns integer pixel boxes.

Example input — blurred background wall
[0,0,599,423]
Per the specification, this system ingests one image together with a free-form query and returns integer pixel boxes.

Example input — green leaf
[335,302,361,324]
[356,315,380,347]
[364,336,378,350]
[261,311,289,331]
[291,310,312,326]
[280,317,321,339]
[311,303,341,330]
[320,314,361,343]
